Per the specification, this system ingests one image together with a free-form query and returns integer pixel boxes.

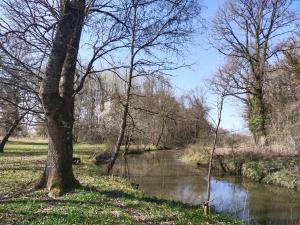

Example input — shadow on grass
[3,149,98,157]
[80,185,197,210]
[0,166,43,171]
[7,141,48,146]
[1,151,48,157]
[0,183,213,225]
[2,184,196,210]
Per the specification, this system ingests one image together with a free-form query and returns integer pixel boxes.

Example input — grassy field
[182,144,300,190]
[0,140,246,225]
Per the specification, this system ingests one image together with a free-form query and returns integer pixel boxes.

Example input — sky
[169,0,300,134]
[79,0,299,134]
[170,0,249,134]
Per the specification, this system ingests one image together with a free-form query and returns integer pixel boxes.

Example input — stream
[112,150,300,225]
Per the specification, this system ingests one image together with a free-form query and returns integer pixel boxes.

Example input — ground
[0,140,245,225]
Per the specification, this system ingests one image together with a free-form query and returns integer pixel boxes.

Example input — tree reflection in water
[112,150,300,225]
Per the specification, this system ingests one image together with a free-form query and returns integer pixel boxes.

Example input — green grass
[0,140,246,225]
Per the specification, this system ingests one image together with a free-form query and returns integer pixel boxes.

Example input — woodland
[0,0,300,224]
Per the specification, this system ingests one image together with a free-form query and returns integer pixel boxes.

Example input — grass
[182,143,300,190]
[0,140,246,225]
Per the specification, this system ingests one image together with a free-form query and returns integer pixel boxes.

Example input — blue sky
[170,0,249,133]
[170,0,300,133]
[80,0,299,134]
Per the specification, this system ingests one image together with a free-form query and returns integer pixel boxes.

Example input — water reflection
[112,150,300,225]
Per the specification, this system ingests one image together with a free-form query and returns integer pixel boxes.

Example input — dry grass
[181,142,300,190]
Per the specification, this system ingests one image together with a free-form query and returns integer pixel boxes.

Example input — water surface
[112,150,300,225]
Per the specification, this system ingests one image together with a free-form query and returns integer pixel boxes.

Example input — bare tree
[106,0,202,172]
[283,33,300,82]
[0,112,27,153]
[32,0,86,197]
[204,93,225,215]
[0,0,128,196]
[0,0,202,194]
[210,0,297,144]
[0,43,42,152]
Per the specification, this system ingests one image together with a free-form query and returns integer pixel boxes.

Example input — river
[112,150,300,225]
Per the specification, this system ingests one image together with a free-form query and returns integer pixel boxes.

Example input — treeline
[74,74,211,148]
[0,0,204,195]
[1,71,212,150]
[1,0,300,196]
[209,0,300,153]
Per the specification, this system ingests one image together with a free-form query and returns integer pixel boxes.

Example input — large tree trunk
[249,85,268,146]
[257,92,268,145]
[0,114,25,153]
[36,0,85,197]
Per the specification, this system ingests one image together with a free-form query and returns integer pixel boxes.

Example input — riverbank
[181,144,300,191]
[0,140,245,224]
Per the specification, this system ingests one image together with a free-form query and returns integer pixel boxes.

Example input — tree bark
[106,102,130,173]
[155,118,165,148]
[124,134,131,155]
[257,91,268,145]
[249,84,268,146]
[0,114,26,153]
[36,0,85,197]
